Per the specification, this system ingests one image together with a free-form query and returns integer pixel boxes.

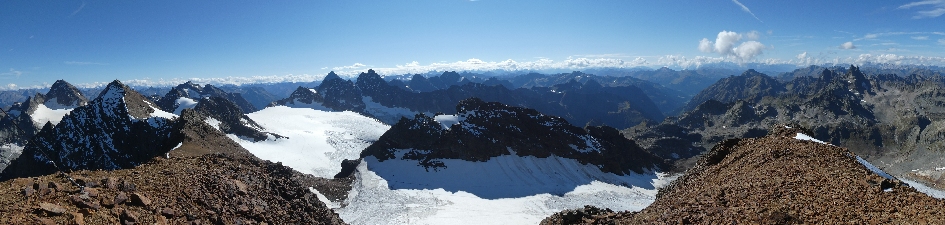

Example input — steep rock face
[156,81,257,114]
[407,74,437,92]
[361,98,667,175]
[1,80,181,180]
[316,72,364,112]
[44,80,88,109]
[682,69,784,112]
[193,96,279,142]
[268,86,325,107]
[548,125,945,224]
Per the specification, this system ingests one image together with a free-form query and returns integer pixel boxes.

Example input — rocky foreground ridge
[544,125,945,224]
[0,153,344,225]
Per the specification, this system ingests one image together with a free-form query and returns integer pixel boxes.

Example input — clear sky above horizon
[1,0,944,89]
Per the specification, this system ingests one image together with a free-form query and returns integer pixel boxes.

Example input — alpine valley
[1,65,944,224]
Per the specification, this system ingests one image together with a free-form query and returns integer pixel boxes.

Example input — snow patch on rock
[30,104,72,126]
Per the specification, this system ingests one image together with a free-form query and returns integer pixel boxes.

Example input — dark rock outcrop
[682,69,784,112]
[156,81,257,114]
[193,96,280,142]
[362,98,667,175]
[44,80,88,109]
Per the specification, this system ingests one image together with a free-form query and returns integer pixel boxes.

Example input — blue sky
[1,0,944,89]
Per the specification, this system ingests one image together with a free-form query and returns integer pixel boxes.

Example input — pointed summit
[324,71,342,82]
[269,86,325,107]
[94,80,157,119]
[44,80,88,109]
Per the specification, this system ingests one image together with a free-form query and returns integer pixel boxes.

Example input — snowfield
[336,160,675,225]
[172,97,199,115]
[228,106,389,178]
[30,104,73,127]
[236,106,677,224]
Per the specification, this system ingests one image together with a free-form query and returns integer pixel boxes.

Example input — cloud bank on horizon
[3,1,945,91]
[4,51,945,91]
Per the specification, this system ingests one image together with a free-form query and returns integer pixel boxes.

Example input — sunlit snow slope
[338,160,675,225]
[228,106,389,178]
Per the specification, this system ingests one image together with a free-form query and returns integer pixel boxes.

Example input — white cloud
[840,42,857,49]
[913,36,930,40]
[939,39,945,45]
[731,0,763,23]
[714,31,742,55]
[0,68,22,79]
[745,30,761,41]
[326,57,656,76]
[863,34,878,39]
[698,31,768,61]
[70,73,332,89]
[734,41,766,60]
[899,0,945,19]
[6,84,16,90]
[796,52,808,60]
[331,63,366,70]
[64,61,108,66]
[853,54,945,65]
[698,38,713,53]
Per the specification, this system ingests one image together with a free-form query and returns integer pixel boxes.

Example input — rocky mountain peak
[316,74,364,112]
[408,74,436,92]
[324,71,342,82]
[96,80,156,120]
[156,82,257,114]
[44,80,88,109]
[194,96,277,142]
[270,86,323,107]
[364,98,667,175]
[355,69,390,94]
[844,65,874,95]
[682,70,784,112]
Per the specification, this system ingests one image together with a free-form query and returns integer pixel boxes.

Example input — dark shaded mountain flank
[269,86,325,107]
[362,98,667,175]
[156,81,258,114]
[499,71,691,115]
[1,81,183,180]
[220,85,282,110]
[315,72,365,112]
[358,70,664,129]
[270,70,665,129]
[44,80,89,109]
[192,96,280,142]
[681,69,784,113]
[544,125,945,224]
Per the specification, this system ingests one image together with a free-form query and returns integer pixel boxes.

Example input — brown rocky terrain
[0,153,345,225]
[544,125,945,224]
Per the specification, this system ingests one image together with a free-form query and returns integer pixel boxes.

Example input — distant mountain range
[1,65,945,224]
